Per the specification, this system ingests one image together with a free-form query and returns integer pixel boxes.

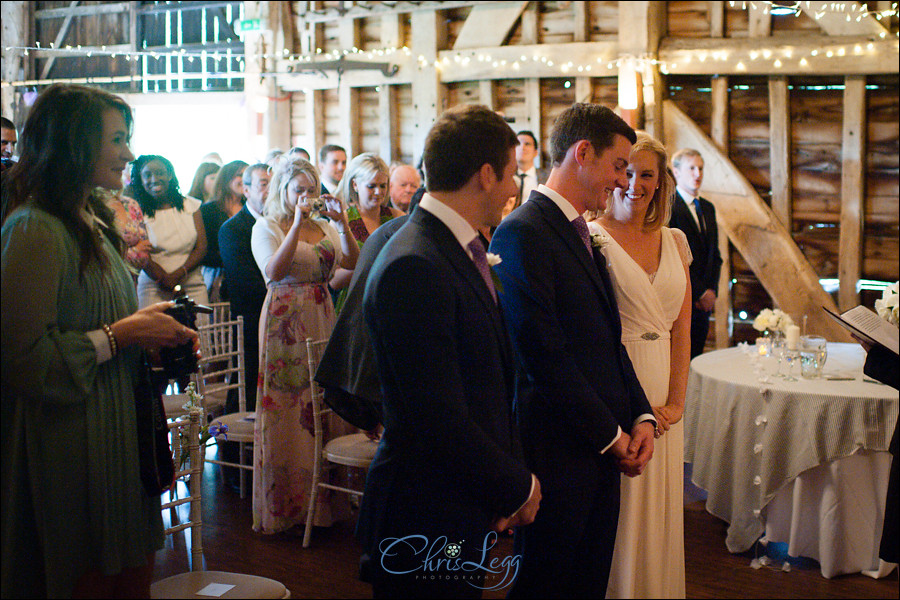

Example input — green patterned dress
[1,204,164,598]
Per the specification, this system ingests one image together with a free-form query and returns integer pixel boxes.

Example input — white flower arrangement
[874,282,899,326]
[485,252,502,267]
[752,308,795,333]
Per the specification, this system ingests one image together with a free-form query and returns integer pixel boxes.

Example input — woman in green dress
[1,84,199,598]
[329,152,402,313]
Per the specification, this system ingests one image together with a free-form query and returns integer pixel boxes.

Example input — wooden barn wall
[33,0,132,87]
[668,72,900,337]
[279,1,898,344]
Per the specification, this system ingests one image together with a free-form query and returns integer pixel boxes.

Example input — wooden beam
[410,9,446,160]
[768,76,791,228]
[40,1,80,81]
[839,75,866,311]
[709,1,725,38]
[659,35,898,76]
[378,84,397,163]
[710,74,730,348]
[453,2,528,50]
[524,78,541,137]
[34,2,129,19]
[479,79,495,110]
[520,2,539,46]
[662,100,850,342]
[714,216,732,349]
[748,2,771,38]
[572,1,589,43]
[297,1,505,24]
[381,13,402,50]
[710,76,728,154]
[305,89,325,160]
[299,1,325,55]
[575,77,592,103]
[802,1,888,36]
[339,15,361,157]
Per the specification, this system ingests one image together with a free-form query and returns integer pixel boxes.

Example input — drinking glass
[771,336,786,378]
[783,349,800,381]
[799,335,827,379]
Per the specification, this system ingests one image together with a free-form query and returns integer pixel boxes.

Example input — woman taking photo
[1,83,199,598]
[250,158,359,534]
[131,154,209,309]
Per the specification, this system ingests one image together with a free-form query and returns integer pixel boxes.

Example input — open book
[823,305,899,356]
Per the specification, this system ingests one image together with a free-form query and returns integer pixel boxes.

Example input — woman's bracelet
[101,323,118,358]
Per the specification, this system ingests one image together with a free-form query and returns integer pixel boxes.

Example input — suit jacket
[490,192,652,485]
[357,207,532,570]
[314,215,409,430]
[670,192,722,304]
[218,205,267,347]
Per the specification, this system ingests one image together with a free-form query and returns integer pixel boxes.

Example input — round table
[683,343,898,578]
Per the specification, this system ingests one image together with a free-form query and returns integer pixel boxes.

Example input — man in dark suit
[359,105,540,598]
[218,163,270,412]
[314,191,423,431]
[513,130,550,207]
[669,148,722,358]
[318,144,346,197]
[490,103,656,598]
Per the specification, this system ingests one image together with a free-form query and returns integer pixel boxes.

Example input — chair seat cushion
[214,412,255,442]
[324,433,378,467]
[163,394,190,418]
[150,570,289,599]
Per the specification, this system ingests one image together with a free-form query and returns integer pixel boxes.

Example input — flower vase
[769,330,786,377]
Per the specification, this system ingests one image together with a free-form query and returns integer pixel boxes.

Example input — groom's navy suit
[490,191,653,598]
[358,203,532,596]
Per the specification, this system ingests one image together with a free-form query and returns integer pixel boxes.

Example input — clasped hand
[611,421,655,477]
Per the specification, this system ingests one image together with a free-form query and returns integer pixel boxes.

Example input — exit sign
[235,18,263,33]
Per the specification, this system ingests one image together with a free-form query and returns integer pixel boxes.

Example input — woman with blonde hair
[588,132,691,598]
[249,158,359,534]
[330,152,402,312]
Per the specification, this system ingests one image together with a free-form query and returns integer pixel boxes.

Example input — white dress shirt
[517,166,540,204]
[677,186,703,231]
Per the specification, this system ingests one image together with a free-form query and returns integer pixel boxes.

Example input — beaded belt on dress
[621,331,670,343]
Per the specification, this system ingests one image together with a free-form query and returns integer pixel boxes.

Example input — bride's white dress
[591,223,690,599]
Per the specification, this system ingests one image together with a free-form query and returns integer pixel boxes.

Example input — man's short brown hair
[423,105,518,193]
[549,103,636,167]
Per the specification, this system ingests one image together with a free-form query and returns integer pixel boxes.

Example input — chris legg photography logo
[378,531,520,590]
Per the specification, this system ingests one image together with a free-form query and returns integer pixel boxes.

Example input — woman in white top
[131,154,208,309]
[250,158,359,534]
[588,133,692,599]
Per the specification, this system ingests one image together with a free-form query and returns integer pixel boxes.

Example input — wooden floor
[154,451,898,599]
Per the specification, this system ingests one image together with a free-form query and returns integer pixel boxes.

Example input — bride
[589,132,692,598]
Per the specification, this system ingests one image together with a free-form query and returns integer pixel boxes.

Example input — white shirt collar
[519,166,537,178]
[677,187,698,203]
[418,193,480,257]
[537,184,581,222]
[246,201,263,220]
[322,179,339,195]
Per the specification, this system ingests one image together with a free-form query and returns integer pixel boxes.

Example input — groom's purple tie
[467,238,497,303]
[571,216,593,256]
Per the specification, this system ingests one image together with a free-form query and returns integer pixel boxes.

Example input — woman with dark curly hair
[1,83,199,598]
[131,154,208,309]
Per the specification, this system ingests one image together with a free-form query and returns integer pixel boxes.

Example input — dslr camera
[159,286,213,383]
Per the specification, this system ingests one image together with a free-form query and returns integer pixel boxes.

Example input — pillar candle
[786,325,800,350]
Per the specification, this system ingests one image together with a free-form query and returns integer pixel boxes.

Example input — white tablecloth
[683,343,898,578]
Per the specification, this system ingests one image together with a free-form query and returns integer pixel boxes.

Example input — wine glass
[783,349,800,381]
[771,336,786,378]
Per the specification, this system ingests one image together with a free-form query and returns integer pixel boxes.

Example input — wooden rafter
[802,1,889,36]
[40,0,80,80]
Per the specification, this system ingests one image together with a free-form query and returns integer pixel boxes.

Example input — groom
[490,103,656,598]
[358,104,540,598]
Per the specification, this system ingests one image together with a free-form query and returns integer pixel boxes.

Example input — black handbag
[134,358,175,496]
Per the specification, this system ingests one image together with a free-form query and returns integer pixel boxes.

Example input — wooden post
[524,78,542,139]
[710,75,731,348]
[839,76,866,311]
[0,1,27,119]
[305,89,325,160]
[339,16,360,157]
[709,1,725,38]
[768,76,791,228]
[748,3,772,38]
[410,9,446,160]
[479,80,495,111]
[378,84,396,163]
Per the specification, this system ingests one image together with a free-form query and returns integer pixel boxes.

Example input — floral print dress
[250,217,353,534]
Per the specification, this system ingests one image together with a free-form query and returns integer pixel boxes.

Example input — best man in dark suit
[358,105,540,598]
[218,163,270,412]
[669,148,722,358]
[490,103,656,598]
